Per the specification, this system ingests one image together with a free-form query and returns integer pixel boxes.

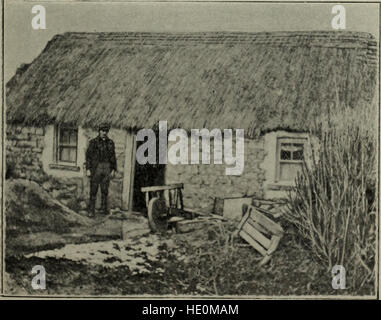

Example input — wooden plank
[141,183,184,192]
[165,189,171,207]
[179,188,184,210]
[176,218,213,233]
[122,132,137,211]
[174,188,179,207]
[183,207,206,215]
[252,199,285,206]
[254,206,274,216]
[254,205,284,219]
[249,206,284,236]
[178,218,208,225]
[246,218,270,236]
[236,212,250,233]
[242,222,271,249]
[259,255,272,266]
[168,216,185,223]
[210,214,226,220]
[182,207,226,220]
[265,204,274,211]
[273,212,284,219]
[239,230,267,256]
[145,192,150,209]
[267,235,281,255]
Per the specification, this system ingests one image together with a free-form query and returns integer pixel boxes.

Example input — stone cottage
[5,31,377,212]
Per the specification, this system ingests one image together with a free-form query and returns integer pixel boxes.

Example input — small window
[276,137,306,182]
[55,125,78,164]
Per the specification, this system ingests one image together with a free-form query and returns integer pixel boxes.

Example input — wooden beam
[246,218,270,236]
[122,132,137,211]
[253,205,284,219]
[249,206,284,236]
[236,212,250,233]
[141,183,184,192]
[183,207,227,220]
[239,230,267,256]
[242,223,271,249]
[267,236,282,255]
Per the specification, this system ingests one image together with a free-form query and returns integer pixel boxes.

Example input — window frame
[54,125,79,165]
[275,137,306,183]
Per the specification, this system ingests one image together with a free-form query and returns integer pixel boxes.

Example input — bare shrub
[284,103,377,291]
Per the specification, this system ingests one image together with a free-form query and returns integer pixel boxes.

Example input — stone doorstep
[121,215,150,240]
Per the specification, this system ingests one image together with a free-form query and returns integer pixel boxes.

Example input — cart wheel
[148,197,169,233]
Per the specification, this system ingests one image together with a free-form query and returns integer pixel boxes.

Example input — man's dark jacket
[86,136,117,173]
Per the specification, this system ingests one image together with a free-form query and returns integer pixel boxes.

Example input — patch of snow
[26,234,173,275]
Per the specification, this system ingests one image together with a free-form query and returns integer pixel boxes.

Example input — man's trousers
[89,162,111,213]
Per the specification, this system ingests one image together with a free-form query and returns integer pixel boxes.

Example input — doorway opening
[132,138,166,213]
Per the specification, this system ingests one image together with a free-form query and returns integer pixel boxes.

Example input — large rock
[5,179,92,237]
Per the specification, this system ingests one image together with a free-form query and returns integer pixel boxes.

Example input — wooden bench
[235,204,284,266]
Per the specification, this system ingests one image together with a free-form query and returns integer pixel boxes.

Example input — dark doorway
[132,137,166,213]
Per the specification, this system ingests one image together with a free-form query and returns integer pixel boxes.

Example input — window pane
[69,130,77,145]
[280,149,291,160]
[60,129,70,144]
[59,147,77,162]
[279,163,303,181]
[292,144,304,160]
[59,147,70,162]
[69,148,77,162]
[59,128,78,146]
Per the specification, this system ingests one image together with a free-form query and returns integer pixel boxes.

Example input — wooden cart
[141,183,196,233]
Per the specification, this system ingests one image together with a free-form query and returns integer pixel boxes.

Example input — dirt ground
[4,179,374,296]
[5,216,374,296]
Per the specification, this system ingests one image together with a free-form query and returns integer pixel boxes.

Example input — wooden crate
[213,196,253,220]
[251,199,286,219]
[236,205,284,266]
[214,197,286,220]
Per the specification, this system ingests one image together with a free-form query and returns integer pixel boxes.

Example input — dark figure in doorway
[86,123,117,217]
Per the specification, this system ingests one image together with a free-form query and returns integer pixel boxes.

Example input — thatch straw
[6,31,377,138]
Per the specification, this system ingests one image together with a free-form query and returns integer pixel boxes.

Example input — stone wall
[6,124,310,213]
[165,137,266,211]
[6,125,46,182]
[6,124,127,211]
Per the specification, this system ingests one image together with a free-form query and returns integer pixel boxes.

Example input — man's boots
[101,197,109,215]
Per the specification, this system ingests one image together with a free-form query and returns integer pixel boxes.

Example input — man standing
[86,123,117,217]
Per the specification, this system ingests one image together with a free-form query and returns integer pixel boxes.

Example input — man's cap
[98,123,110,132]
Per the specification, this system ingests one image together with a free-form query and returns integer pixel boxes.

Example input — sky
[4,1,380,82]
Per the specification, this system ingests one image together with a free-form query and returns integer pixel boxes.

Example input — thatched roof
[6,31,378,137]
